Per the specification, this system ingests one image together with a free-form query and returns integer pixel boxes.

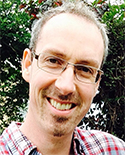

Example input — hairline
[29,2,109,67]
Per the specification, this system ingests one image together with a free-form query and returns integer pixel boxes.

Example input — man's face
[22,13,104,137]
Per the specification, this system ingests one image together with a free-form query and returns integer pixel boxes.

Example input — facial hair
[39,84,82,137]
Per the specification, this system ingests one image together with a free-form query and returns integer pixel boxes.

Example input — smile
[48,98,76,111]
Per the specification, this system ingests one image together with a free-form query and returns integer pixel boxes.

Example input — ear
[22,48,32,82]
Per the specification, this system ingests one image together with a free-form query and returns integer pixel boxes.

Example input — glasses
[32,52,103,84]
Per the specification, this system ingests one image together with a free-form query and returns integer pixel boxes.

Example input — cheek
[29,70,58,110]
[30,69,57,90]
[29,71,57,114]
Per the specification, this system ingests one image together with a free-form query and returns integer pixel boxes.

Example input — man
[0,1,125,155]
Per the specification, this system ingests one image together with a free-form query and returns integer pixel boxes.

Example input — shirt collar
[6,122,37,155]
[6,122,85,155]
[73,127,85,154]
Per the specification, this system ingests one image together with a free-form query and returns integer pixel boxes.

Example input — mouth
[47,98,76,111]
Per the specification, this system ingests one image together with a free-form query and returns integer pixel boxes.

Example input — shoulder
[0,122,22,155]
[74,127,125,154]
[0,135,9,154]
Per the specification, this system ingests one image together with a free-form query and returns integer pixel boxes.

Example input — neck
[20,110,74,155]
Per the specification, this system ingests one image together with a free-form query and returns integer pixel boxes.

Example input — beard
[38,84,83,137]
[52,115,69,137]
[53,128,65,137]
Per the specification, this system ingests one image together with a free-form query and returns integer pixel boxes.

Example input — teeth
[50,99,72,110]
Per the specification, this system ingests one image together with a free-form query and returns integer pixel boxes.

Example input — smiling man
[0,1,125,155]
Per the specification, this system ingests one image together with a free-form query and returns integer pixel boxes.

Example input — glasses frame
[32,51,104,84]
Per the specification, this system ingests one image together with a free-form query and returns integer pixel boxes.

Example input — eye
[42,56,65,69]
[46,57,62,65]
[76,65,93,74]
[48,58,58,64]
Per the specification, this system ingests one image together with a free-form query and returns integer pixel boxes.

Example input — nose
[55,66,76,95]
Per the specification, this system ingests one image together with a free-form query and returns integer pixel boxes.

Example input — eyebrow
[76,59,100,68]
[42,48,67,59]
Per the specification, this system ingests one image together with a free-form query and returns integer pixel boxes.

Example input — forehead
[36,13,104,67]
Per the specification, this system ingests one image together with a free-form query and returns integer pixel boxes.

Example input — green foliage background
[0,0,125,140]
